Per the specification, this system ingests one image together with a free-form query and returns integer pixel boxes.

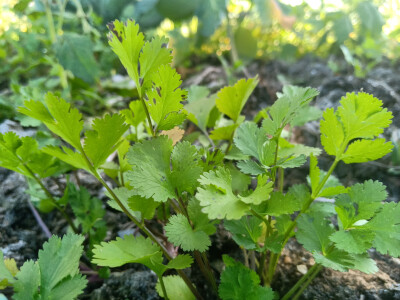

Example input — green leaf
[262,86,319,136]
[185,86,216,132]
[335,180,387,229]
[296,213,334,253]
[320,108,344,157]
[236,160,265,175]
[238,175,273,205]
[216,77,259,122]
[291,105,322,127]
[92,235,163,270]
[332,14,353,43]
[13,260,39,300]
[166,254,193,270]
[42,145,90,172]
[0,252,17,287]
[366,202,400,257]
[357,1,384,36]
[38,234,86,299]
[165,214,211,252]
[127,193,159,220]
[126,137,202,202]
[156,275,195,300]
[219,256,274,300]
[67,184,105,233]
[107,20,144,89]
[276,154,307,169]
[226,162,252,193]
[121,100,146,127]
[341,139,393,163]
[234,122,266,161]
[105,187,141,221]
[309,153,320,196]
[187,198,217,236]
[84,114,129,168]
[139,36,172,93]
[55,33,99,84]
[146,64,187,131]
[196,167,249,220]
[0,133,62,178]
[224,216,263,250]
[19,93,84,151]
[329,229,375,254]
[260,185,306,216]
[313,249,378,274]
[210,124,239,140]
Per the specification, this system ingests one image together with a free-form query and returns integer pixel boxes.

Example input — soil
[1,56,399,299]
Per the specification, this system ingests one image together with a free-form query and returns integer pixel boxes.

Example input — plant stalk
[158,275,170,300]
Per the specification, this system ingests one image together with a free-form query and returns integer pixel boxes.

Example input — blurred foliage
[0,0,399,123]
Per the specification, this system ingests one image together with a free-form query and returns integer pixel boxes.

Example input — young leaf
[329,229,375,254]
[121,100,146,127]
[107,20,144,89]
[166,254,193,270]
[215,77,259,122]
[13,260,40,300]
[187,198,217,236]
[365,202,400,257]
[236,160,265,176]
[309,153,320,195]
[196,167,249,220]
[186,86,216,132]
[42,145,90,172]
[218,256,274,300]
[262,86,319,136]
[341,139,393,163]
[224,216,263,250]
[84,114,129,168]
[0,252,17,288]
[210,124,239,140]
[146,64,187,131]
[156,275,195,300]
[234,121,267,161]
[19,93,84,151]
[238,175,273,205]
[165,214,211,252]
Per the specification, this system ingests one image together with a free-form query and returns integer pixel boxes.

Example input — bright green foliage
[105,187,141,220]
[234,122,267,161]
[335,180,387,229]
[218,256,274,300]
[165,214,211,252]
[146,64,187,131]
[262,86,319,136]
[0,233,87,300]
[107,20,144,90]
[126,137,202,202]
[260,185,305,216]
[0,132,62,178]
[224,216,263,250]
[19,93,84,151]
[187,198,218,235]
[156,276,195,300]
[92,235,193,276]
[43,145,90,172]
[84,114,129,168]
[329,230,375,254]
[215,77,259,122]
[296,213,334,254]
[210,123,239,140]
[196,167,272,220]
[186,86,217,132]
[127,193,160,220]
[121,100,146,127]
[313,249,378,274]
[366,202,400,257]
[0,253,18,289]
[320,92,393,162]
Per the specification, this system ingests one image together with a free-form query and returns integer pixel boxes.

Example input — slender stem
[266,252,278,285]
[242,248,249,267]
[42,0,57,43]
[27,199,52,238]
[250,209,269,228]
[292,265,323,300]
[258,251,267,281]
[139,97,155,137]
[224,127,236,154]
[278,167,284,192]
[201,252,218,294]
[23,163,78,233]
[158,276,170,300]
[281,264,322,300]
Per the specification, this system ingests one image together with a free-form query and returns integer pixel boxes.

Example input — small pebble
[297,264,308,274]
[284,256,292,264]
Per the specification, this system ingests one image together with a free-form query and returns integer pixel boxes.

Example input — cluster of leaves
[0,19,398,300]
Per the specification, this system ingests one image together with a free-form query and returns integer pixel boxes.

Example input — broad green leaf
[92,235,163,269]
[291,105,322,127]
[357,1,384,36]
[341,139,393,163]
[127,194,159,220]
[107,20,144,88]
[0,252,17,287]
[219,256,274,300]
[309,154,320,196]
[313,249,378,274]
[224,216,263,250]
[146,64,187,131]
[105,187,141,221]
[156,275,195,300]
[0,133,61,178]
[126,137,202,202]
[329,229,375,254]
[335,180,387,229]
[236,160,265,175]
[43,146,90,172]
[234,122,267,161]
[19,93,84,151]
[366,202,400,257]
[196,167,249,220]
[13,260,39,300]
[296,213,334,253]
[216,77,259,122]
[55,33,99,84]
[332,14,353,43]
[84,114,129,168]
[276,154,307,169]
[261,188,302,216]
[262,86,319,136]
[210,124,238,140]
[39,234,86,298]
[320,108,344,157]
[185,86,216,132]
[226,162,252,193]
[139,36,172,93]
[166,255,193,270]
[165,214,211,252]
[187,198,217,236]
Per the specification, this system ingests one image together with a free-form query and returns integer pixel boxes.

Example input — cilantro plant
[0,19,398,300]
